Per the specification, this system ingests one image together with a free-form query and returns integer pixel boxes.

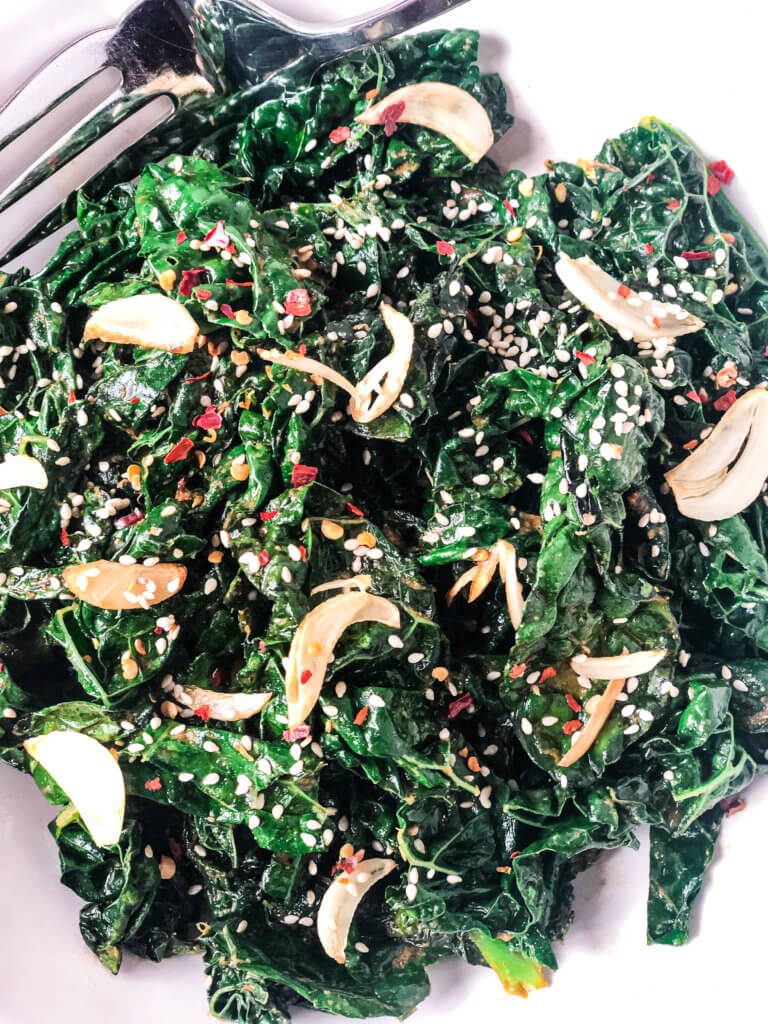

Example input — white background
[0,2,767,1022]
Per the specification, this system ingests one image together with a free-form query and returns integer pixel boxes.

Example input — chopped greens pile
[1,27,767,1023]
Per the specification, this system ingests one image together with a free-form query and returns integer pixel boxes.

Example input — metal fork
[0,0,468,270]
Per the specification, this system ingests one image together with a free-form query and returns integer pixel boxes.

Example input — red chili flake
[225,278,253,288]
[114,509,144,530]
[329,125,351,144]
[202,220,230,248]
[722,232,735,245]
[129,396,140,405]
[436,240,455,257]
[340,853,363,874]
[575,350,595,366]
[683,438,699,451]
[509,663,526,678]
[68,388,76,404]
[144,777,163,792]
[154,626,163,634]
[565,693,582,713]
[644,242,654,254]
[538,666,556,683]
[720,795,746,816]
[282,724,311,742]
[284,288,311,317]
[346,502,364,517]
[60,526,71,547]
[260,510,278,521]
[698,389,709,404]
[196,288,212,301]
[509,850,521,861]
[298,344,307,356]
[708,160,734,185]
[646,173,655,184]
[196,705,211,722]
[258,550,270,566]
[227,243,237,256]
[291,463,318,487]
[379,100,406,137]
[706,175,721,197]
[518,430,534,445]
[713,388,737,412]
[652,316,661,329]
[666,199,681,210]
[353,707,370,726]
[563,719,582,735]
[164,437,194,464]
[258,640,266,653]
[502,199,517,219]
[192,408,223,430]
[685,389,702,404]
[617,284,631,298]
[298,544,307,562]
[300,669,313,685]
[447,693,474,718]
[465,309,478,327]
[681,250,712,261]
[220,303,235,319]
[176,230,187,245]
[184,370,212,383]
[178,267,207,297]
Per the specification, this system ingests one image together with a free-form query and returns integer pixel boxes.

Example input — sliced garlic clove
[174,685,272,721]
[445,565,479,606]
[555,253,704,342]
[557,678,626,768]
[665,388,768,521]
[285,593,400,728]
[347,304,414,424]
[62,559,187,610]
[496,540,524,629]
[0,453,48,491]
[468,547,500,603]
[24,730,125,847]
[310,574,372,596]
[570,648,667,680]
[84,294,199,354]
[317,857,397,963]
[257,348,358,399]
[356,82,494,163]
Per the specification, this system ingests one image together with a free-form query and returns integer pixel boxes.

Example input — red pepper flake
[144,777,163,792]
[644,242,654,254]
[563,719,582,735]
[196,288,212,301]
[722,232,735,245]
[447,693,474,718]
[713,388,737,412]
[300,669,312,685]
[617,284,631,299]
[708,160,734,185]
[509,850,521,861]
[68,388,76,404]
[720,795,746,816]
[379,100,406,137]
[436,240,455,257]
[178,267,207,297]
[298,344,307,356]
[258,640,266,653]
[683,438,699,451]
[502,199,517,219]
[681,250,712,261]
[652,316,661,329]
[202,220,230,248]
[346,502,364,517]
[706,175,721,197]
[698,389,709,404]
[685,389,702,404]
[329,125,351,144]
[518,429,534,445]
[129,396,140,404]
[341,853,362,874]
[666,199,681,211]
[284,288,311,317]
[225,278,253,288]
[192,408,223,430]
[60,526,71,547]
[164,437,194,464]
[154,626,163,634]
[353,707,369,726]
[260,510,278,521]
[575,350,595,366]
[298,544,307,562]
[184,370,212,383]
[220,303,235,319]
[114,509,144,530]
[291,464,318,487]
[509,663,527,678]
[646,173,655,184]
[196,705,211,722]
[258,550,270,566]
[565,694,582,713]
[540,666,557,682]
[176,230,187,245]
[282,724,311,742]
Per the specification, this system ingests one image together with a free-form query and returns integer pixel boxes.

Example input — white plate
[0,1,766,1022]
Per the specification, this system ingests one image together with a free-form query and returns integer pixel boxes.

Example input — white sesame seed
[520,718,533,735]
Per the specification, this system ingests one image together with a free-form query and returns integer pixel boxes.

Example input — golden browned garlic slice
[557,678,626,769]
[555,253,704,342]
[570,648,667,680]
[285,592,400,729]
[446,540,524,628]
[84,294,199,353]
[259,303,414,424]
[356,83,494,163]
[174,685,272,721]
[0,454,48,491]
[310,574,372,596]
[24,731,125,846]
[665,388,768,521]
[62,560,187,610]
[317,857,397,963]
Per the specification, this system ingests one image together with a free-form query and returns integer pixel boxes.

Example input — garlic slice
[665,388,768,521]
[310,574,372,596]
[259,303,413,424]
[285,592,400,729]
[555,253,704,341]
[317,857,396,963]
[0,453,48,491]
[356,82,494,163]
[570,648,667,680]
[557,678,626,768]
[62,560,187,610]
[84,294,199,354]
[174,685,272,721]
[446,566,480,606]
[446,540,524,628]
[24,731,125,846]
